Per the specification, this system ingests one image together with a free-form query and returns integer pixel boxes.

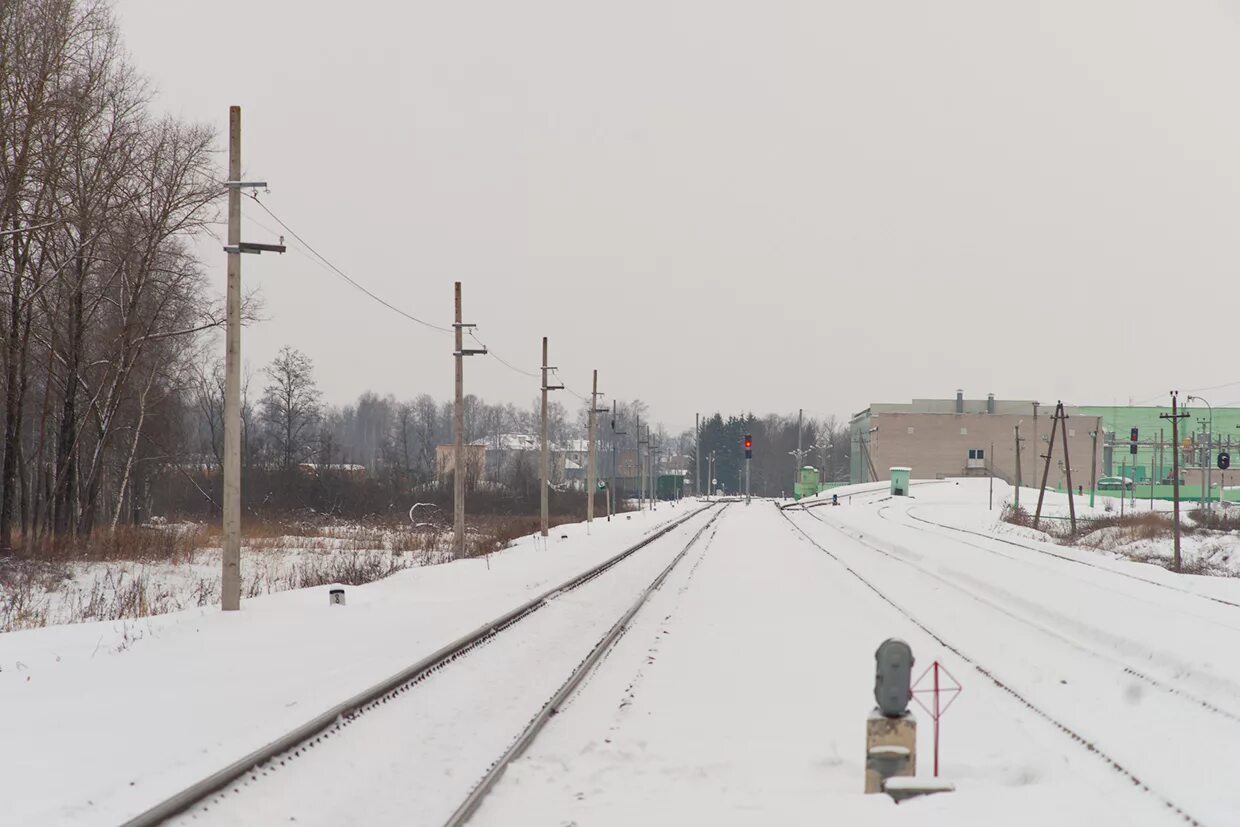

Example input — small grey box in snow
[329,588,346,606]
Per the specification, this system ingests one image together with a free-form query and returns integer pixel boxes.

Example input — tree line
[0,1,847,552]
[1,0,219,550]
[690,412,849,498]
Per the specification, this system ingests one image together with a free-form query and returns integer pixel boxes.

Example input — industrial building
[1077,403,1240,502]
[849,392,1103,491]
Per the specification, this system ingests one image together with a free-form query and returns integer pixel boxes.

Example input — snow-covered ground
[0,537,442,632]
[917,479,1240,579]
[0,504,703,826]
[470,483,1240,826]
[6,481,1240,825]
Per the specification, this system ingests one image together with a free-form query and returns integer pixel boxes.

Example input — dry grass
[9,525,208,563]
[1189,507,1240,533]
[1000,501,1240,577]
[1075,512,1178,546]
[0,510,580,631]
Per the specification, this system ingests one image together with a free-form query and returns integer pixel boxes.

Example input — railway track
[898,505,1240,611]
[121,502,719,827]
[805,505,1240,724]
[780,504,1206,826]
[444,503,729,826]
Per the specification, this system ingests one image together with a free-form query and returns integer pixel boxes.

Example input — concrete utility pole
[1120,460,1127,518]
[587,370,606,524]
[1188,395,1213,512]
[222,107,242,611]
[610,401,625,520]
[1162,392,1189,572]
[220,106,284,611]
[649,433,659,510]
[796,408,804,492]
[695,413,701,498]
[637,417,648,510]
[452,282,485,557]
[989,441,994,510]
[1088,429,1098,509]
[540,337,563,537]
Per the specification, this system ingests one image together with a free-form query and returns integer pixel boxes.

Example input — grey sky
[114,0,1240,431]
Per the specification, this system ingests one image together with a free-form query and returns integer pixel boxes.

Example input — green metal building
[1077,403,1240,502]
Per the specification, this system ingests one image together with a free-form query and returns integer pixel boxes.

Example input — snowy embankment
[0,505,696,827]
[909,479,1240,580]
[783,483,1240,824]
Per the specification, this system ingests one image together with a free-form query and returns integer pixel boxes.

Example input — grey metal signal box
[874,638,914,717]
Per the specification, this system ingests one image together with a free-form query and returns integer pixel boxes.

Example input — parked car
[1097,476,1134,491]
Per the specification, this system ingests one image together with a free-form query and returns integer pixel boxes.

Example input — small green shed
[794,466,821,499]
[890,467,911,497]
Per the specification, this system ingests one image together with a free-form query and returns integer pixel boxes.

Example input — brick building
[849,392,1103,491]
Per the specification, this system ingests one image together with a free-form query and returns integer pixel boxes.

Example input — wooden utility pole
[539,337,562,537]
[1161,392,1188,572]
[587,370,607,523]
[452,282,485,557]
[222,107,242,611]
[1032,404,1060,530]
[1058,403,1077,534]
[695,413,701,498]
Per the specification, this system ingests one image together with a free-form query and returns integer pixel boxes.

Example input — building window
[960,427,968,435]
[1068,429,1076,437]
[907,426,915,435]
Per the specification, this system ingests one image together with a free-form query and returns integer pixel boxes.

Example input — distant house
[435,443,487,486]
[298,463,367,480]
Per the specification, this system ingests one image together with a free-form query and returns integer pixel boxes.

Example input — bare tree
[1,0,219,547]
[259,347,321,471]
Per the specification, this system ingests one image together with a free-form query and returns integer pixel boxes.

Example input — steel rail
[780,507,1202,825]
[898,505,1240,610]
[442,505,729,827]
[120,503,716,827]
[805,506,1240,724]
[777,480,948,512]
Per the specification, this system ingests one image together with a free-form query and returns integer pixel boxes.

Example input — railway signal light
[1220,452,1231,471]
[874,638,914,718]
[1130,427,1138,455]
[744,434,752,459]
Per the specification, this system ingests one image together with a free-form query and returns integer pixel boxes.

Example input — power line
[468,330,540,379]
[248,194,452,334]
[1133,380,1240,407]
[553,368,589,402]
[243,195,574,386]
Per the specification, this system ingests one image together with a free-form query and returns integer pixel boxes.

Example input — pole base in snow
[865,709,917,793]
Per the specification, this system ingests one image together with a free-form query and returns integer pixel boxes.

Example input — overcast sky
[113,0,1240,431]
